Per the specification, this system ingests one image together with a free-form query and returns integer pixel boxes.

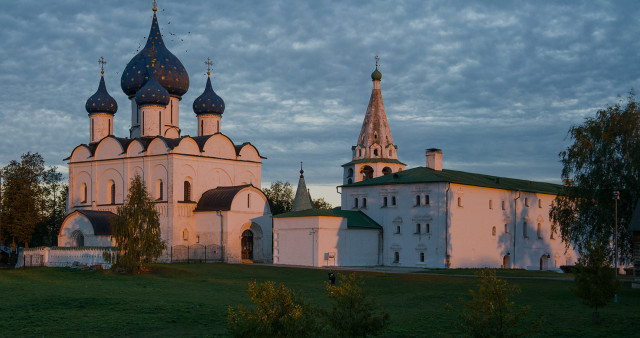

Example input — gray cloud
[1,0,640,206]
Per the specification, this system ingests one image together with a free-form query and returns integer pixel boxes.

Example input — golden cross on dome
[375,55,380,68]
[98,57,106,75]
[152,0,157,12]
[205,57,213,76]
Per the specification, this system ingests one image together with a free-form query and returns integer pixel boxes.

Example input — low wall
[16,247,117,269]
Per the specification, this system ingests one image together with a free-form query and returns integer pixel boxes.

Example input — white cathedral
[20,4,577,270]
[56,5,272,264]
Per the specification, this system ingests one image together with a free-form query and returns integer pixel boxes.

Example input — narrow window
[489,200,493,209]
[391,196,396,206]
[389,149,392,156]
[184,181,191,201]
[394,251,399,263]
[457,197,462,207]
[157,180,163,200]
[201,120,204,136]
[415,224,421,234]
[183,229,188,241]
[80,183,87,203]
[170,101,173,123]
[196,235,200,243]
[354,198,358,208]
[136,105,139,123]
[505,223,509,234]
[108,119,111,135]
[523,221,528,238]
[395,225,401,234]
[383,197,388,207]
[537,223,542,239]
[425,195,430,205]
[525,197,529,207]
[538,199,542,208]
[373,149,378,156]
[426,223,430,233]
[110,181,115,204]
[142,111,145,131]
[501,200,506,210]
[420,252,425,262]
[247,194,251,208]
[158,111,161,135]
[362,198,367,208]
[217,120,220,132]
[492,226,496,237]
[415,195,421,206]
[91,119,94,141]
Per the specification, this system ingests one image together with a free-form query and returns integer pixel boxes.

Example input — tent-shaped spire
[292,164,314,212]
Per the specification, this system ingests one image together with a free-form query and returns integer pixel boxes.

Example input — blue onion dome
[193,76,225,115]
[371,67,382,81]
[86,75,118,114]
[135,67,170,106]
[121,10,189,99]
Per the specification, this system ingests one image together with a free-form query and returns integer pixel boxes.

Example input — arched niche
[94,137,125,160]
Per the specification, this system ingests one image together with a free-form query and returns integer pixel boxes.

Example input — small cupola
[86,57,117,143]
[193,58,225,115]
[135,59,170,107]
[371,55,382,81]
[86,57,118,115]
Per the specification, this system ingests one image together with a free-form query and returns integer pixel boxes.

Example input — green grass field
[1,264,638,337]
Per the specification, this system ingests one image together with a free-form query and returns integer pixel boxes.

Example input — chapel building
[56,5,272,264]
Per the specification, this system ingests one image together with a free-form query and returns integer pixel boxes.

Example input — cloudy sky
[1,1,639,206]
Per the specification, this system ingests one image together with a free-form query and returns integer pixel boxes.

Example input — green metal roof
[273,209,382,230]
[342,166,562,195]
[342,158,406,167]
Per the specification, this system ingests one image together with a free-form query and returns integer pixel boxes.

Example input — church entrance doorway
[241,230,253,260]
[502,254,511,268]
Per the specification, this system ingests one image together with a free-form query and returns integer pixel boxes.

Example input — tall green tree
[32,167,68,247]
[262,181,294,215]
[0,152,47,248]
[573,241,621,324]
[113,175,165,273]
[550,93,640,262]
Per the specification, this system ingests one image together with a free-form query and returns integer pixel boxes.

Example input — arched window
[347,168,354,178]
[425,195,430,205]
[489,200,493,209]
[415,195,421,206]
[457,197,462,207]
[109,180,115,204]
[537,223,542,239]
[81,183,87,203]
[184,181,191,202]
[538,199,542,208]
[394,251,400,263]
[382,167,392,176]
[373,149,378,156]
[156,180,163,200]
[354,198,359,209]
[426,224,430,233]
[415,224,421,234]
[361,166,374,180]
[383,196,388,207]
[391,196,396,206]
[501,200,506,210]
[420,252,425,262]
[71,230,84,247]
[183,228,189,241]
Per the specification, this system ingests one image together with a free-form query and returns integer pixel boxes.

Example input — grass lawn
[1,263,638,337]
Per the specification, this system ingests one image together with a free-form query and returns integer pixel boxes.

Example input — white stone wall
[16,247,117,268]
[274,216,380,267]
[342,181,577,269]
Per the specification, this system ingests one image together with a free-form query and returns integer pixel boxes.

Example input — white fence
[16,247,117,269]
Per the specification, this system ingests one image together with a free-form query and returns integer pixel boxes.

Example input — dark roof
[274,209,382,230]
[85,76,118,114]
[193,76,225,115]
[342,158,406,167]
[194,185,252,212]
[74,210,118,236]
[121,11,189,98]
[342,166,562,195]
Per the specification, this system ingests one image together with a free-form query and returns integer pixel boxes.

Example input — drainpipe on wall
[445,183,451,268]
[513,191,520,269]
